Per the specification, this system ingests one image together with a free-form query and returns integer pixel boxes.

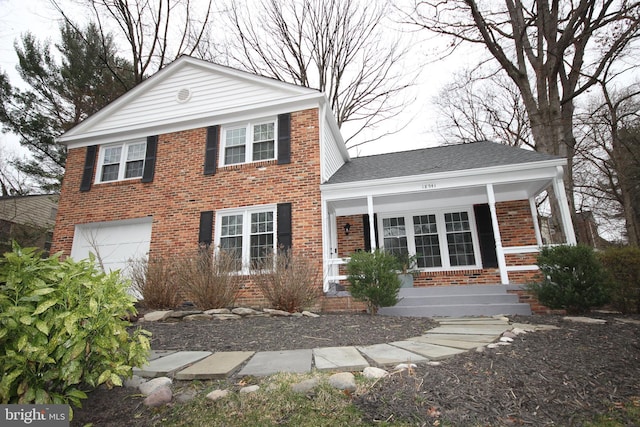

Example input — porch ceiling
[326,178,550,216]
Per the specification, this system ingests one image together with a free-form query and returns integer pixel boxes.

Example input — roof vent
[176,88,192,103]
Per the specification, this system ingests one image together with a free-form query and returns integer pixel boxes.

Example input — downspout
[486,184,509,284]
[529,197,543,246]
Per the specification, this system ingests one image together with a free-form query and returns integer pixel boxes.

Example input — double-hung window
[97,140,146,183]
[222,119,276,165]
[217,205,276,272]
[381,209,479,270]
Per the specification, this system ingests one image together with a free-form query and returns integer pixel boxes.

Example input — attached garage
[70,217,153,277]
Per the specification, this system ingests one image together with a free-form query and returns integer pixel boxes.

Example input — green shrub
[346,249,402,315]
[129,255,182,309]
[253,250,321,312]
[174,249,242,309]
[599,246,640,314]
[527,244,610,314]
[0,244,150,407]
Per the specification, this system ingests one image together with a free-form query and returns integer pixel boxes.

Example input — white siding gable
[60,56,323,147]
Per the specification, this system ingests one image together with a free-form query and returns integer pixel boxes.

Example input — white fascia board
[320,159,566,201]
[63,93,325,149]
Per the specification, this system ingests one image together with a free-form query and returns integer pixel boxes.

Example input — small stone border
[139,307,320,323]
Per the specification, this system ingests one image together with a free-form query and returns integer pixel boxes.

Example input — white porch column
[367,195,377,251]
[320,196,331,292]
[529,197,543,246]
[552,166,577,245]
[486,184,509,284]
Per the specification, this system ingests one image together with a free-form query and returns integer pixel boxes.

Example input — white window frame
[220,118,277,166]
[214,204,278,274]
[95,139,147,183]
[378,207,482,271]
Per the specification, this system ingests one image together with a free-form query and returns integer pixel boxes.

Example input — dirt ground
[71,313,640,426]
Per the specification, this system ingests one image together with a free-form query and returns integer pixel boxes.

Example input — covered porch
[320,142,576,294]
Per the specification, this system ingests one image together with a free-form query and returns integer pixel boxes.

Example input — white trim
[377,206,482,271]
[529,197,543,246]
[502,245,540,254]
[553,167,577,245]
[214,204,278,274]
[219,117,277,166]
[95,139,147,184]
[506,265,539,272]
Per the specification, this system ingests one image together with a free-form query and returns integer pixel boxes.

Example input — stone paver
[134,351,212,378]
[420,333,498,343]
[357,343,427,366]
[313,347,369,371]
[148,350,177,361]
[175,351,255,380]
[413,336,489,350]
[238,349,312,377]
[390,340,468,360]
[428,324,511,336]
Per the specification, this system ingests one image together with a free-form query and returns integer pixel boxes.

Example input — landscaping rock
[500,336,514,343]
[394,363,417,371]
[124,375,146,389]
[240,385,260,394]
[563,316,607,324]
[291,377,320,393]
[174,390,197,403]
[143,311,174,322]
[139,377,172,396]
[232,307,261,316]
[302,311,320,318]
[263,308,292,317]
[143,386,172,407]
[502,331,517,339]
[168,310,203,319]
[362,367,388,379]
[206,389,229,401]
[183,314,213,321]
[328,372,356,392]
[210,314,242,320]
[204,308,231,315]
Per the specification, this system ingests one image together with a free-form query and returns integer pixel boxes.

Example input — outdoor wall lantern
[344,223,351,235]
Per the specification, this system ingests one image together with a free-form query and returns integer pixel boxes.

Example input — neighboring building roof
[326,141,563,184]
[0,194,59,229]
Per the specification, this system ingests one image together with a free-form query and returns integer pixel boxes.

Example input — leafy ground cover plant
[346,249,402,315]
[527,244,610,314]
[253,250,321,312]
[0,244,150,407]
[598,245,640,314]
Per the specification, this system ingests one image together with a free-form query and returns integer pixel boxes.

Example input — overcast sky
[0,0,470,159]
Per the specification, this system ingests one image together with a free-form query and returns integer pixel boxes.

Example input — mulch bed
[71,313,640,427]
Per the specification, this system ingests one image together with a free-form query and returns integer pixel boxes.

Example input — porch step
[378,285,532,318]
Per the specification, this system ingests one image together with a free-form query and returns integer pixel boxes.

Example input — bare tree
[434,67,533,148]
[218,0,416,147]
[52,0,215,83]
[405,0,640,224]
[575,71,640,244]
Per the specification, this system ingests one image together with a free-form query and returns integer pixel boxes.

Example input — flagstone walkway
[133,316,553,379]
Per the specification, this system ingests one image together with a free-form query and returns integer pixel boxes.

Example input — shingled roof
[326,141,563,184]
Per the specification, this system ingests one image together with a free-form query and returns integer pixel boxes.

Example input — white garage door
[70,217,153,277]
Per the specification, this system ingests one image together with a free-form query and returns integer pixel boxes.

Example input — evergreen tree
[0,23,135,192]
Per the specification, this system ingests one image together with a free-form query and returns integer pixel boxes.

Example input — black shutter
[204,125,219,175]
[474,204,498,268]
[362,214,379,252]
[277,113,291,165]
[277,203,292,251]
[199,211,214,246]
[141,135,158,183]
[80,145,97,192]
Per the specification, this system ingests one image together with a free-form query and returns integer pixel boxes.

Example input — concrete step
[378,303,531,317]
[378,284,532,318]
[394,293,520,307]
[397,285,510,297]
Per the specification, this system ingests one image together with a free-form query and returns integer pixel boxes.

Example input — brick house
[52,56,576,314]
